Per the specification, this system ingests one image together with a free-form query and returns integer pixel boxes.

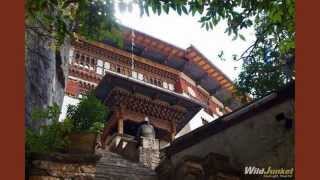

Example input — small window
[116,67,121,73]
[138,73,144,80]
[187,86,196,97]
[104,62,110,70]
[168,83,175,91]
[97,59,103,67]
[96,67,103,75]
[132,71,138,79]
[163,82,168,89]
[183,92,190,98]
[86,57,90,64]
[216,107,224,116]
[69,48,74,64]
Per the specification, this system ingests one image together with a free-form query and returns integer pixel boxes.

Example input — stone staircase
[95,151,158,180]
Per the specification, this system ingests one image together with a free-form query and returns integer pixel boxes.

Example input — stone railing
[105,133,161,170]
[139,137,160,170]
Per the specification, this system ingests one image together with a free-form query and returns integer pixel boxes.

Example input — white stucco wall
[59,95,80,121]
[176,108,219,138]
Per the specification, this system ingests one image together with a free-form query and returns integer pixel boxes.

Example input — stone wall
[139,137,160,170]
[30,160,96,180]
[156,153,241,180]
[106,134,161,170]
[169,100,294,170]
[28,153,101,180]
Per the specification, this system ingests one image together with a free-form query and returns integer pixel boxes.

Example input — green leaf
[170,3,176,10]
[239,34,246,41]
[144,5,150,16]
[151,3,157,13]
[177,5,182,15]
[232,54,237,60]
[182,6,188,15]
[163,4,169,14]
[209,22,213,30]
[157,5,162,15]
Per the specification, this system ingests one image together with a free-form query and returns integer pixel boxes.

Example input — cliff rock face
[25,28,70,129]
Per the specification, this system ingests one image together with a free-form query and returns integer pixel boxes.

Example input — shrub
[26,104,73,155]
[66,92,108,134]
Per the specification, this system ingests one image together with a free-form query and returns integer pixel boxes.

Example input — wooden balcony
[69,49,180,94]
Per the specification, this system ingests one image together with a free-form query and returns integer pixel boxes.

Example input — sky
[114,5,256,81]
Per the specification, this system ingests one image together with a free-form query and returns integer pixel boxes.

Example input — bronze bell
[140,124,155,138]
[137,117,155,139]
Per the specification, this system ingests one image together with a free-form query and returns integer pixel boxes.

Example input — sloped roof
[102,25,243,109]
[94,70,205,132]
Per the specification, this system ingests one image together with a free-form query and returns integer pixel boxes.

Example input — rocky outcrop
[95,151,158,180]
[25,27,70,129]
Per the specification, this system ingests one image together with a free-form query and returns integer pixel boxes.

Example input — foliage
[25,94,107,155]
[26,104,74,155]
[66,92,108,134]
[31,103,61,122]
[74,0,121,43]
[235,60,290,99]
[89,122,106,134]
[25,0,122,47]
[129,0,296,99]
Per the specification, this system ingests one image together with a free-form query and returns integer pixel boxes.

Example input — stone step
[97,157,148,168]
[95,174,157,180]
[98,152,148,166]
[96,164,153,175]
[97,162,150,172]
[96,164,156,175]
[95,151,157,180]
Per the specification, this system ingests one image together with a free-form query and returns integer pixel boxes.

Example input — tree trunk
[25,27,70,129]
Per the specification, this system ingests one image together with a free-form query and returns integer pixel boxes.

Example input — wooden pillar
[101,112,118,148]
[118,117,124,135]
[170,119,176,142]
[117,105,124,135]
